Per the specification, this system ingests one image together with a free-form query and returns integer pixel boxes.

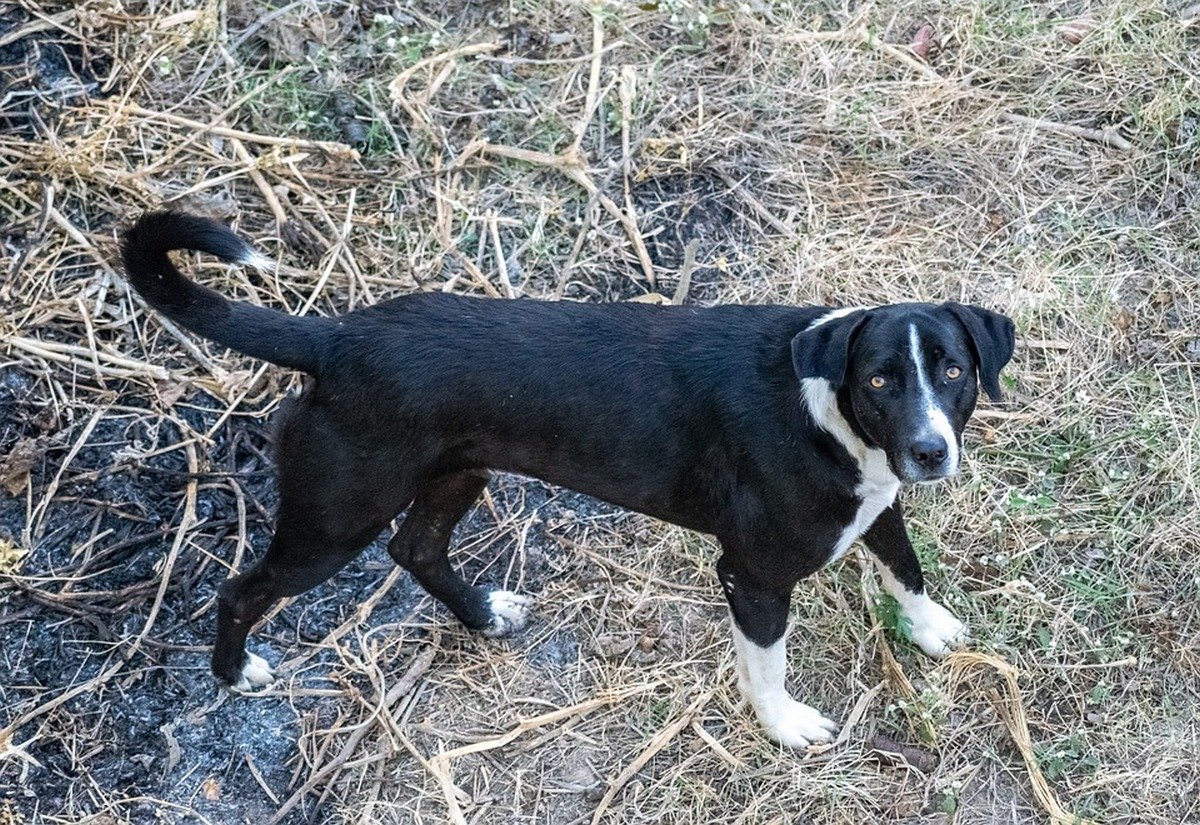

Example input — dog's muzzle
[895,433,958,484]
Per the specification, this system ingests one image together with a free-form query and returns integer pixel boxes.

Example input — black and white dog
[120,212,1014,748]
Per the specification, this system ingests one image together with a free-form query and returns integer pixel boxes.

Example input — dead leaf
[221,369,261,397]
[868,733,939,772]
[626,293,671,304]
[0,538,29,575]
[264,15,309,62]
[1,437,45,496]
[160,189,239,221]
[155,381,189,408]
[911,23,935,61]
[156,9,205,29]
[306,13,343,47]
[1059,17,1096,45]
[592,633,634,658]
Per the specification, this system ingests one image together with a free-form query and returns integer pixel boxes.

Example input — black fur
[120,212,333,373]
[790,309,868,387]
[119,211,1015,695]
[942,302,1015,401]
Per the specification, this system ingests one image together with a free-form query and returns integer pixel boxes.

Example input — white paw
[907,598,968,659]
[230,651,274,692]
[754,696,839,749]
[482,590,533,637]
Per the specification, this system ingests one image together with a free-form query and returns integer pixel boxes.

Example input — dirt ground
[2,1,1199,823]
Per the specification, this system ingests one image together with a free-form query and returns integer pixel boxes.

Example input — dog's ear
[942,302,1015,401]
[791,310,869,388]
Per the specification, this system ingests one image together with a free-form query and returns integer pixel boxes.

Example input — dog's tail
[120,211,333,374]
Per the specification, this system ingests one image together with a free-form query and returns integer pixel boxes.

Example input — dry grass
[2,0,1199,823]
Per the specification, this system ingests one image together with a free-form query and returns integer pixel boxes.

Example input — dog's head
[792,303,1015,484]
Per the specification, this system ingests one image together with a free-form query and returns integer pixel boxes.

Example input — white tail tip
[239,250,274,272]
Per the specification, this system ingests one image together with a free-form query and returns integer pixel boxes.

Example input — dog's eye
[946,365,962,380]
[869,376,887,389]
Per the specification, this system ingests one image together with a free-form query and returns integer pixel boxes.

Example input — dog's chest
[826,449,900,564]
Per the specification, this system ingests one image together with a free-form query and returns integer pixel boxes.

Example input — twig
[395,729,470,825]
[278,568,404,676]
[268,642,437,823]
[431,686,650,764]
[0,9,75,48]
[1002,113,1133,152]
[690,720,740,769]
[549,533,710,593]
[812,680,884,753]
[102,101,358,158]
[28,408,104,545]
[482,143,657,286]
[672,239,699,305]
[404,683,652,820]
[245,754,281,805]
[713,168,790,236]
[488,212,517,298]
[572,9,605,154]
[389,42,501,132]
[132,440,199,650]
[873,37,942,81]
[590,690,713,824]
[5,335,173,380]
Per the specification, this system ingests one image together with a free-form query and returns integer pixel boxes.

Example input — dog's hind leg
[211,509,386,691]
[209,393,416,690]
[388,470,532,637]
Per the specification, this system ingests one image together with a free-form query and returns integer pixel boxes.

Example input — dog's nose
[910,436,948,470]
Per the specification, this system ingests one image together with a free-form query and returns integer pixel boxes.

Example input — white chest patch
[800,376,900,564]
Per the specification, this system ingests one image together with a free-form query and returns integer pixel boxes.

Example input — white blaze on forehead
[908,323,959,472]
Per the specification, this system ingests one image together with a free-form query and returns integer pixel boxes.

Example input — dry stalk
[946,651,1099,825]
[102,101,358,158]
[388,41,501,132]
[268,642,438,823]
[1002,112,1135,151]
[480,143,658,287]
[590,690,715,824]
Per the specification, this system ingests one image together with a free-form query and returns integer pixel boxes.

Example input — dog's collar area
[801,377,886,470]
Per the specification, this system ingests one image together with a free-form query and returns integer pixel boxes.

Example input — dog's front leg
[862,501,968,657]
[716,556,838,748]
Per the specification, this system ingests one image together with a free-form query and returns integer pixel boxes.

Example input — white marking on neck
[807,306,868,329]
[800,376,899,564]
[908,323,959,472]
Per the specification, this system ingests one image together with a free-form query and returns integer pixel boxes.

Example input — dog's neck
[800,377,897,490]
